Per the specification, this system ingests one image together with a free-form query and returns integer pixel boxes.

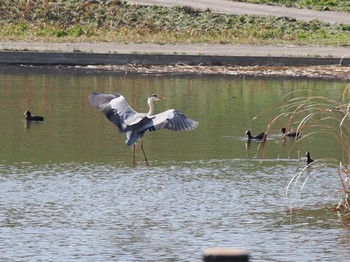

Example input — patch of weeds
[341,24,350,31]
[54,29,68,38]
[68,26,86,37]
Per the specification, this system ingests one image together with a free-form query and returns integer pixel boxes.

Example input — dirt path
[127,0,350,24]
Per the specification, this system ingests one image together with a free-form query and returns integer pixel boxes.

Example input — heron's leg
[132,144,136,167]
[140,139,149,166]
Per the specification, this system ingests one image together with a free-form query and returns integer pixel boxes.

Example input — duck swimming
[306,151,314,165]
[245,130,266,141]
[24,111,44,121]
[281,127,301,138]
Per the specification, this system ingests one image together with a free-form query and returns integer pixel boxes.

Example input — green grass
[234,0,350,12]
[0,0,349,46]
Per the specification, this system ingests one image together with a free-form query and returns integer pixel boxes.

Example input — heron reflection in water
[89,92,198,166]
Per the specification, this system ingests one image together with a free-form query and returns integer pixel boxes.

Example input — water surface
[0,66,349,261]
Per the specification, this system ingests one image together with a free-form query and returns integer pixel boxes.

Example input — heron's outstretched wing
[124,109,198,147]
[88,92,145,132]
[148,109,198,131]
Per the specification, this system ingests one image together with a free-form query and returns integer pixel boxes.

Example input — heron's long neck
[147,99,155,116]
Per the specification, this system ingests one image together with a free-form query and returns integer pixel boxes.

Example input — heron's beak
[156,96,165,101]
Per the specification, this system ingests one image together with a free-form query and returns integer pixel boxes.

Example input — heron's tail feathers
[126,131,144,146]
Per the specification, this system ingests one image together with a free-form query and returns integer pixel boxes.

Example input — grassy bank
[0,0,349,46]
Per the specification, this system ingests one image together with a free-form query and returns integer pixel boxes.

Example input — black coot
[24,111,44,121]
[281,127,301,138]
[245,130,266,141]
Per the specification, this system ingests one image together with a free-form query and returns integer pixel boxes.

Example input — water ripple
[0,160,348,261]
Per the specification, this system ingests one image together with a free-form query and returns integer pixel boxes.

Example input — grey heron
[24,111,44,121]
[281,127,301,138]
[245,130,266,142]
[88,92,198,166]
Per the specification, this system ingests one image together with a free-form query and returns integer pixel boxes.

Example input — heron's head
[24,111,31,116]
[148,94,165,102]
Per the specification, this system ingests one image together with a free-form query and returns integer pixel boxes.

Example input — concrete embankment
[0,42,349,67]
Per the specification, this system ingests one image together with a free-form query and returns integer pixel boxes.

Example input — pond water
[0,66,349,261]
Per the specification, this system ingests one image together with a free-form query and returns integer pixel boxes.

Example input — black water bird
[88,92,198,166]
[281,127,301,138]
[245,130,266,141]
[306,151,314,165]
[24,111,44,121]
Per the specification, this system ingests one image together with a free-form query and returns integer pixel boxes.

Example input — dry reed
[262,83,350,211]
